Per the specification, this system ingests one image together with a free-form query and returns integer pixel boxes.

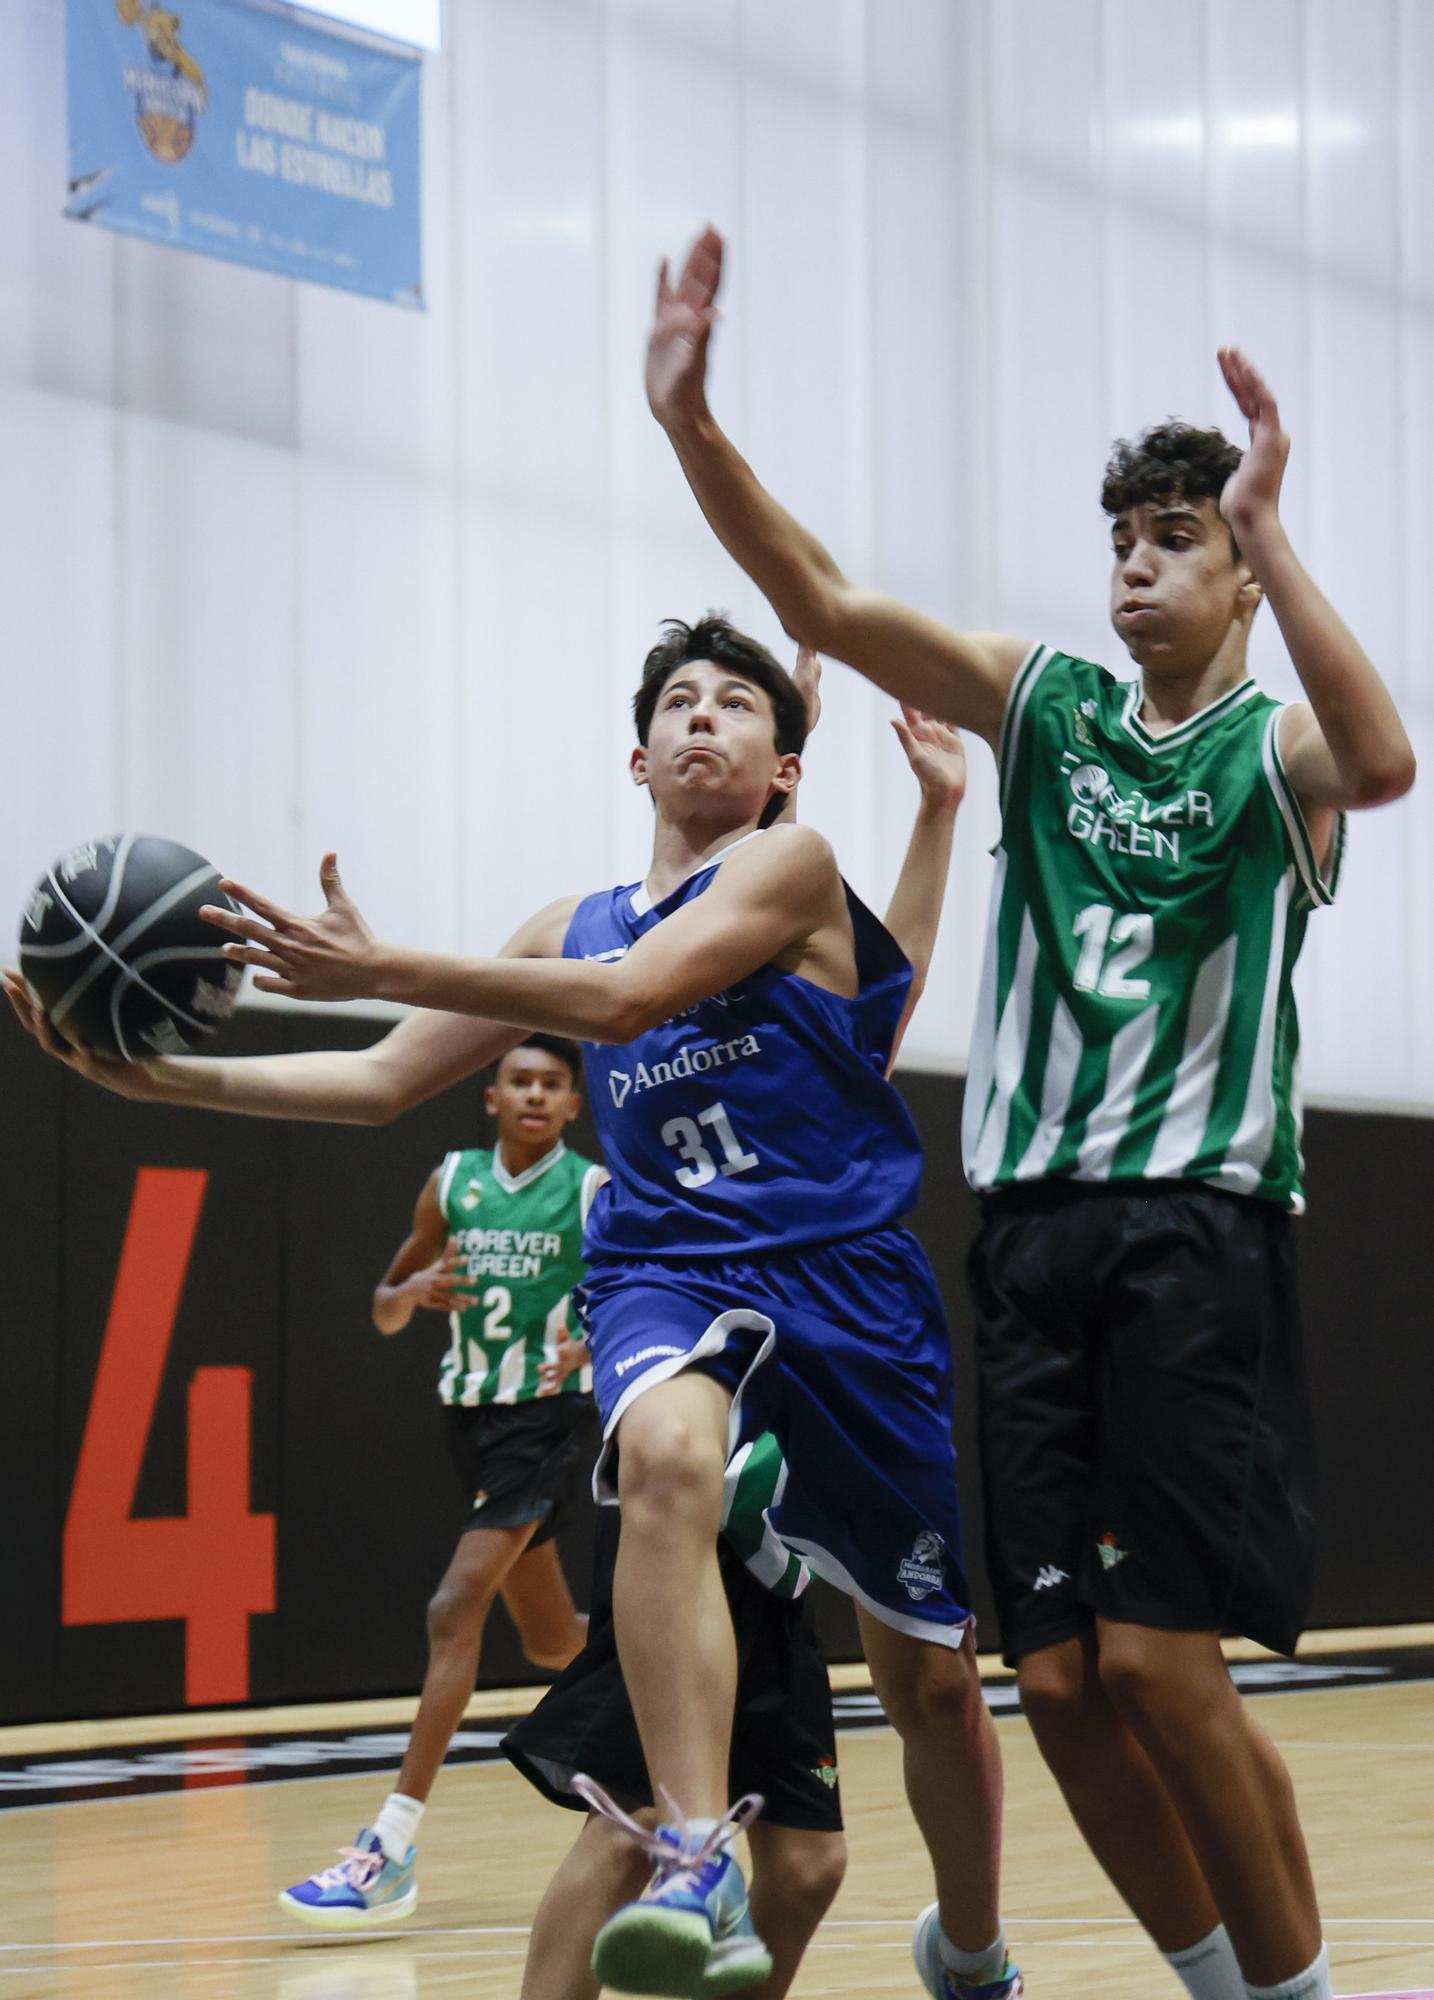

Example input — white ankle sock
[372,1791,424,1863]
[938,1927,1009,1988]
[1245,1946,1333,2000]
[1165,1925,1246,2000]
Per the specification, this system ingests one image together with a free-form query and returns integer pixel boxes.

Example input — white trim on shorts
[591,1307,777,1503]
[778,1533,973,1650]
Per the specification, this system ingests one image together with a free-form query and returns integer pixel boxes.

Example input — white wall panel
[0,0,1428,1107]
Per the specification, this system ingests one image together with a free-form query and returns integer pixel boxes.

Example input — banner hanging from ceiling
[66,0,423,308]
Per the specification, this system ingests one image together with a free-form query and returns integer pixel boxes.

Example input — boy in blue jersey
[187,621,1021,1999]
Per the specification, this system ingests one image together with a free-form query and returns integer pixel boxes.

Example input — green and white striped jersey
[436,1141,605,1407]
[963,646,1345,1213]
[722,1431,808,1597]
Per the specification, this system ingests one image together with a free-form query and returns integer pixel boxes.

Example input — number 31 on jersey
[661,1101,760,1189]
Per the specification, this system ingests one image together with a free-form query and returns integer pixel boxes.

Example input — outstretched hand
[1217,346,1290,540]
[892,706,967,811]
[1,969,155,1095]
[647,227,723,428]
[201,854,380,1002]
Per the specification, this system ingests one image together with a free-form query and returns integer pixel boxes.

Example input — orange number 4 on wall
[63,1167,277,1706]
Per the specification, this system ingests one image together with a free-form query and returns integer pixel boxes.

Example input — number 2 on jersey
[1071,902,1153,999]
[661,1102,760,1189]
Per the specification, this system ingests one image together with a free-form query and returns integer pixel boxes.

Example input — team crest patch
[471,1489,488,1511]
[1072,702,1096,748]
[460,1182,482,1211]
[809,1755,839,1791]
[1097,1532,1128,1571]
[897,1529,946,1602]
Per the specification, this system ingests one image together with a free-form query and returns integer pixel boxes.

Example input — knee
[1095,1633,1220,1742]
[617,1410,723,1521]
[880,1641,986,1739]
[781,1833,847,1915]
[522,1614,587,1673]
[426,1577,488,1649]
[1016,1647,1090,1746]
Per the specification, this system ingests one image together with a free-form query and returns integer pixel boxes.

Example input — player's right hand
[405,1239,479,1314]
[1,969,158,1098]
[647,227,723,428]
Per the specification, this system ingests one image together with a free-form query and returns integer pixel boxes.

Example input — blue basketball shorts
[577,1225,972,1645]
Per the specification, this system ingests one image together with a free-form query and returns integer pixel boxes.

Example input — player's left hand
[200,854,379,1001]
[892,705,966,810]
[538,1328,590,1395]
[1217,347,1290,539]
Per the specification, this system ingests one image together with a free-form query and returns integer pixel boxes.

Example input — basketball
[17,834,245,1060]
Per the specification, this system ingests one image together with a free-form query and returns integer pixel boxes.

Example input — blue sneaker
[591,1826,770,1997]
[913,1902,1024,1998]
[277,1829,418,1930]
[572,1776,770,1998]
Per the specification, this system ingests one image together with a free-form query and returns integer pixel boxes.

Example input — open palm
[646,228,724,425]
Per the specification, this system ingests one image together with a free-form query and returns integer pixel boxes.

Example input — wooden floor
[3,1675,1431,1999]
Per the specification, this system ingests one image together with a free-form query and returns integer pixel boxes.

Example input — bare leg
[745,1822,847,1999]
[394,1522,536,1802]
[1018,1631,1221,1952]
[613,1371,735,1818]
[520,1812,650,2000]
[1095,1620,1322,1986]
[857,1612,1003,1955]
[500,1536,589,1670]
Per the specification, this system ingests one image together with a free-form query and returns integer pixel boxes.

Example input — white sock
[372,1791,424,1863]
[1246,1945,1333,2000]
[938,1926,1009,1988]
[1165,1925,1246,2000]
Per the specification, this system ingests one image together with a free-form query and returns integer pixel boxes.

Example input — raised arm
[0,895,577,1124]
[1217,348,1415,814]
[883,709,967,995]
[646,229,1029,743]
[204,831,848,1036]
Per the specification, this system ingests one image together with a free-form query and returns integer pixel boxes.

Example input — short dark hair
[632,615,809,759]
[1102,422,1245,552]
[495,1033,582,1088]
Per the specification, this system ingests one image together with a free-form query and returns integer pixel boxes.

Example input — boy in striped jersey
[505,1431,845,2000]
[276,1031,605,1927]
[646,231,1415,2000]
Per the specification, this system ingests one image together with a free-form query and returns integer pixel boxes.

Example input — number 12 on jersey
[661,1102,760,1189]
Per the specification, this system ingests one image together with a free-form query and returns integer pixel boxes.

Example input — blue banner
[66,0,422,308]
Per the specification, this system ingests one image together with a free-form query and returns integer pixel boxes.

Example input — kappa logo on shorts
[1033,1564,1070,1592]
[897,1529,946,1602]
[1097,1532,1129,1570]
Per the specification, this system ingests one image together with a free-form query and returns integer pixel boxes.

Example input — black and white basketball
[18,835,246,1060]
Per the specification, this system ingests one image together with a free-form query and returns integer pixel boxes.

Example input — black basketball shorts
[969,1180,1318,1666]
[502,1510,842,1832]
[442,1393,599,1550]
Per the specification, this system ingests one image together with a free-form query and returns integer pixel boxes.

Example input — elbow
[774,579,847,655]
[596,980,668,1045]
[1349,745,1416,809]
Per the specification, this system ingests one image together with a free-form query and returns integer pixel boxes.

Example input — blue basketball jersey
[564,831,924,1260]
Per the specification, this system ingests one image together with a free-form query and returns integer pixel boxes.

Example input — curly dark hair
[1102,422,1244,549]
